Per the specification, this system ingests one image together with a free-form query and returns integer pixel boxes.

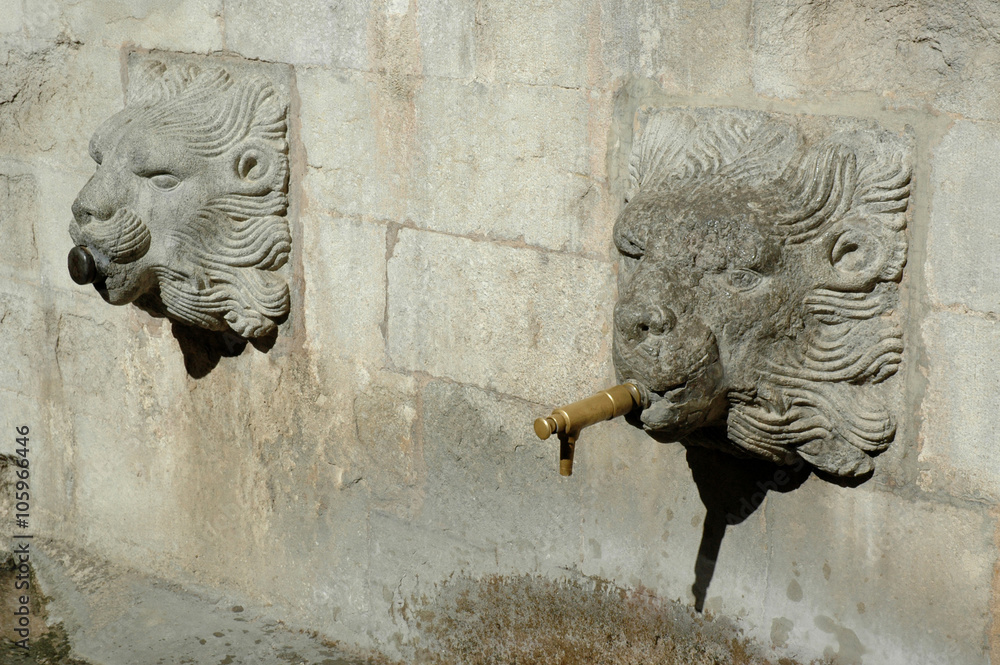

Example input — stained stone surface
[753,0,1000,121]
[386,228,615,405]
[1,3,999,665]
[927,119,1000,313]
[919,311,1000,502]
[762,479,995,665]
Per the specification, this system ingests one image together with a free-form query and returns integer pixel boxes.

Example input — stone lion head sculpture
[68,57,291,338]
[613,108,910,477]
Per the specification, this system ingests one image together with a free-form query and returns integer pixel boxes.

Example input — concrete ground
[8,540,381,665]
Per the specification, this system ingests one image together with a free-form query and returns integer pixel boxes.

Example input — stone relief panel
[612,107,911,477]
[68,52,293,339]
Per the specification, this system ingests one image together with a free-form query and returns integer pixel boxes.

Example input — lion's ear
[823,217,895,291]
[232,139,286,195]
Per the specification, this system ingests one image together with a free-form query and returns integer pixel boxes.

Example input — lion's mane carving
[69,58,291,338]
[613,108,910,477]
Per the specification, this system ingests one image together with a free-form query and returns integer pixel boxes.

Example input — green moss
[0,555,92,665]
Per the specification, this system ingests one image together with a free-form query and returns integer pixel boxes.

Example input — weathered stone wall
[1,2,998,664]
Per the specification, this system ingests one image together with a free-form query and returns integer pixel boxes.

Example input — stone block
[418,380,582,572]
[297,67,387,219]
[27,0,223,52]
[0,286,46,400]
[473,0,589,88]
[0,44,122,170]
[0,171,40,281]
[410,78,596,252]
[919,311,1000,502]
[225,0,370,68]
[302,214,386,365]
[415,0,475,79]
[762,479,994,665]
[0,2,22,33]
[927,120,1000,313]
[300,73,602,253]
[601,0,752,94]
[752,0,1000,121]
[387,229,615,405]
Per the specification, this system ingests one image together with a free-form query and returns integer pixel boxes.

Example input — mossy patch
[409,573,825,665]
[0,555,90,665]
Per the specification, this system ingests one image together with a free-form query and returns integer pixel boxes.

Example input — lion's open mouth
[626,348,727,438]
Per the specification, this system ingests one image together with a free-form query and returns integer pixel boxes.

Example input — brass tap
[533,382,644,477]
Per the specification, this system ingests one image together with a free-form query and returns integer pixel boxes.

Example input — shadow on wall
[682,438,809,613]
[169,321,277,379]
[681,437,873,612]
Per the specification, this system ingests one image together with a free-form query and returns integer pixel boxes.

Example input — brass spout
[533,382,644,476]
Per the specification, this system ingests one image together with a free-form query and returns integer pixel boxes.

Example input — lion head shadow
[658,428,869,612]
[128,290,281,378]
[168,320,279,379]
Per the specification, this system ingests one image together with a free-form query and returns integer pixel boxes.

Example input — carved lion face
[68,61,291,338]
[613,109,910,477]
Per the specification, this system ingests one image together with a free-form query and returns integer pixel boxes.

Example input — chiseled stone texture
[763,480,994,665]
[919,311,1000,502]
[0,172,40,279]
[418,380,582,572]
[927,120,1000,313]
[386,228,615,405]
[414,0,476,79]
[298,68,384,219]
[24,0,223,52]
[301,214,386,366]
[0,288,47,412]
[601,0,752,94]
[225,0,370,69]
[300,69,599,254]
[0,2,22,33]
[0,44,121,171]
[753,0,1000,120]
[472,0,589,88]
[409,79,596,252]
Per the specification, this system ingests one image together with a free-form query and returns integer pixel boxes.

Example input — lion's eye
[726,268,763,291]
[148,173,181,191]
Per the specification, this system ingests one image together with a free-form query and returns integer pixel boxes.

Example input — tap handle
[533,382,642,440]
[533,382,644,476]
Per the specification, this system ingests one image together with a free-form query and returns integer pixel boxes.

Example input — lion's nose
[72,172,118,223]
[72,197,115,224]
[615,301,677,343]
